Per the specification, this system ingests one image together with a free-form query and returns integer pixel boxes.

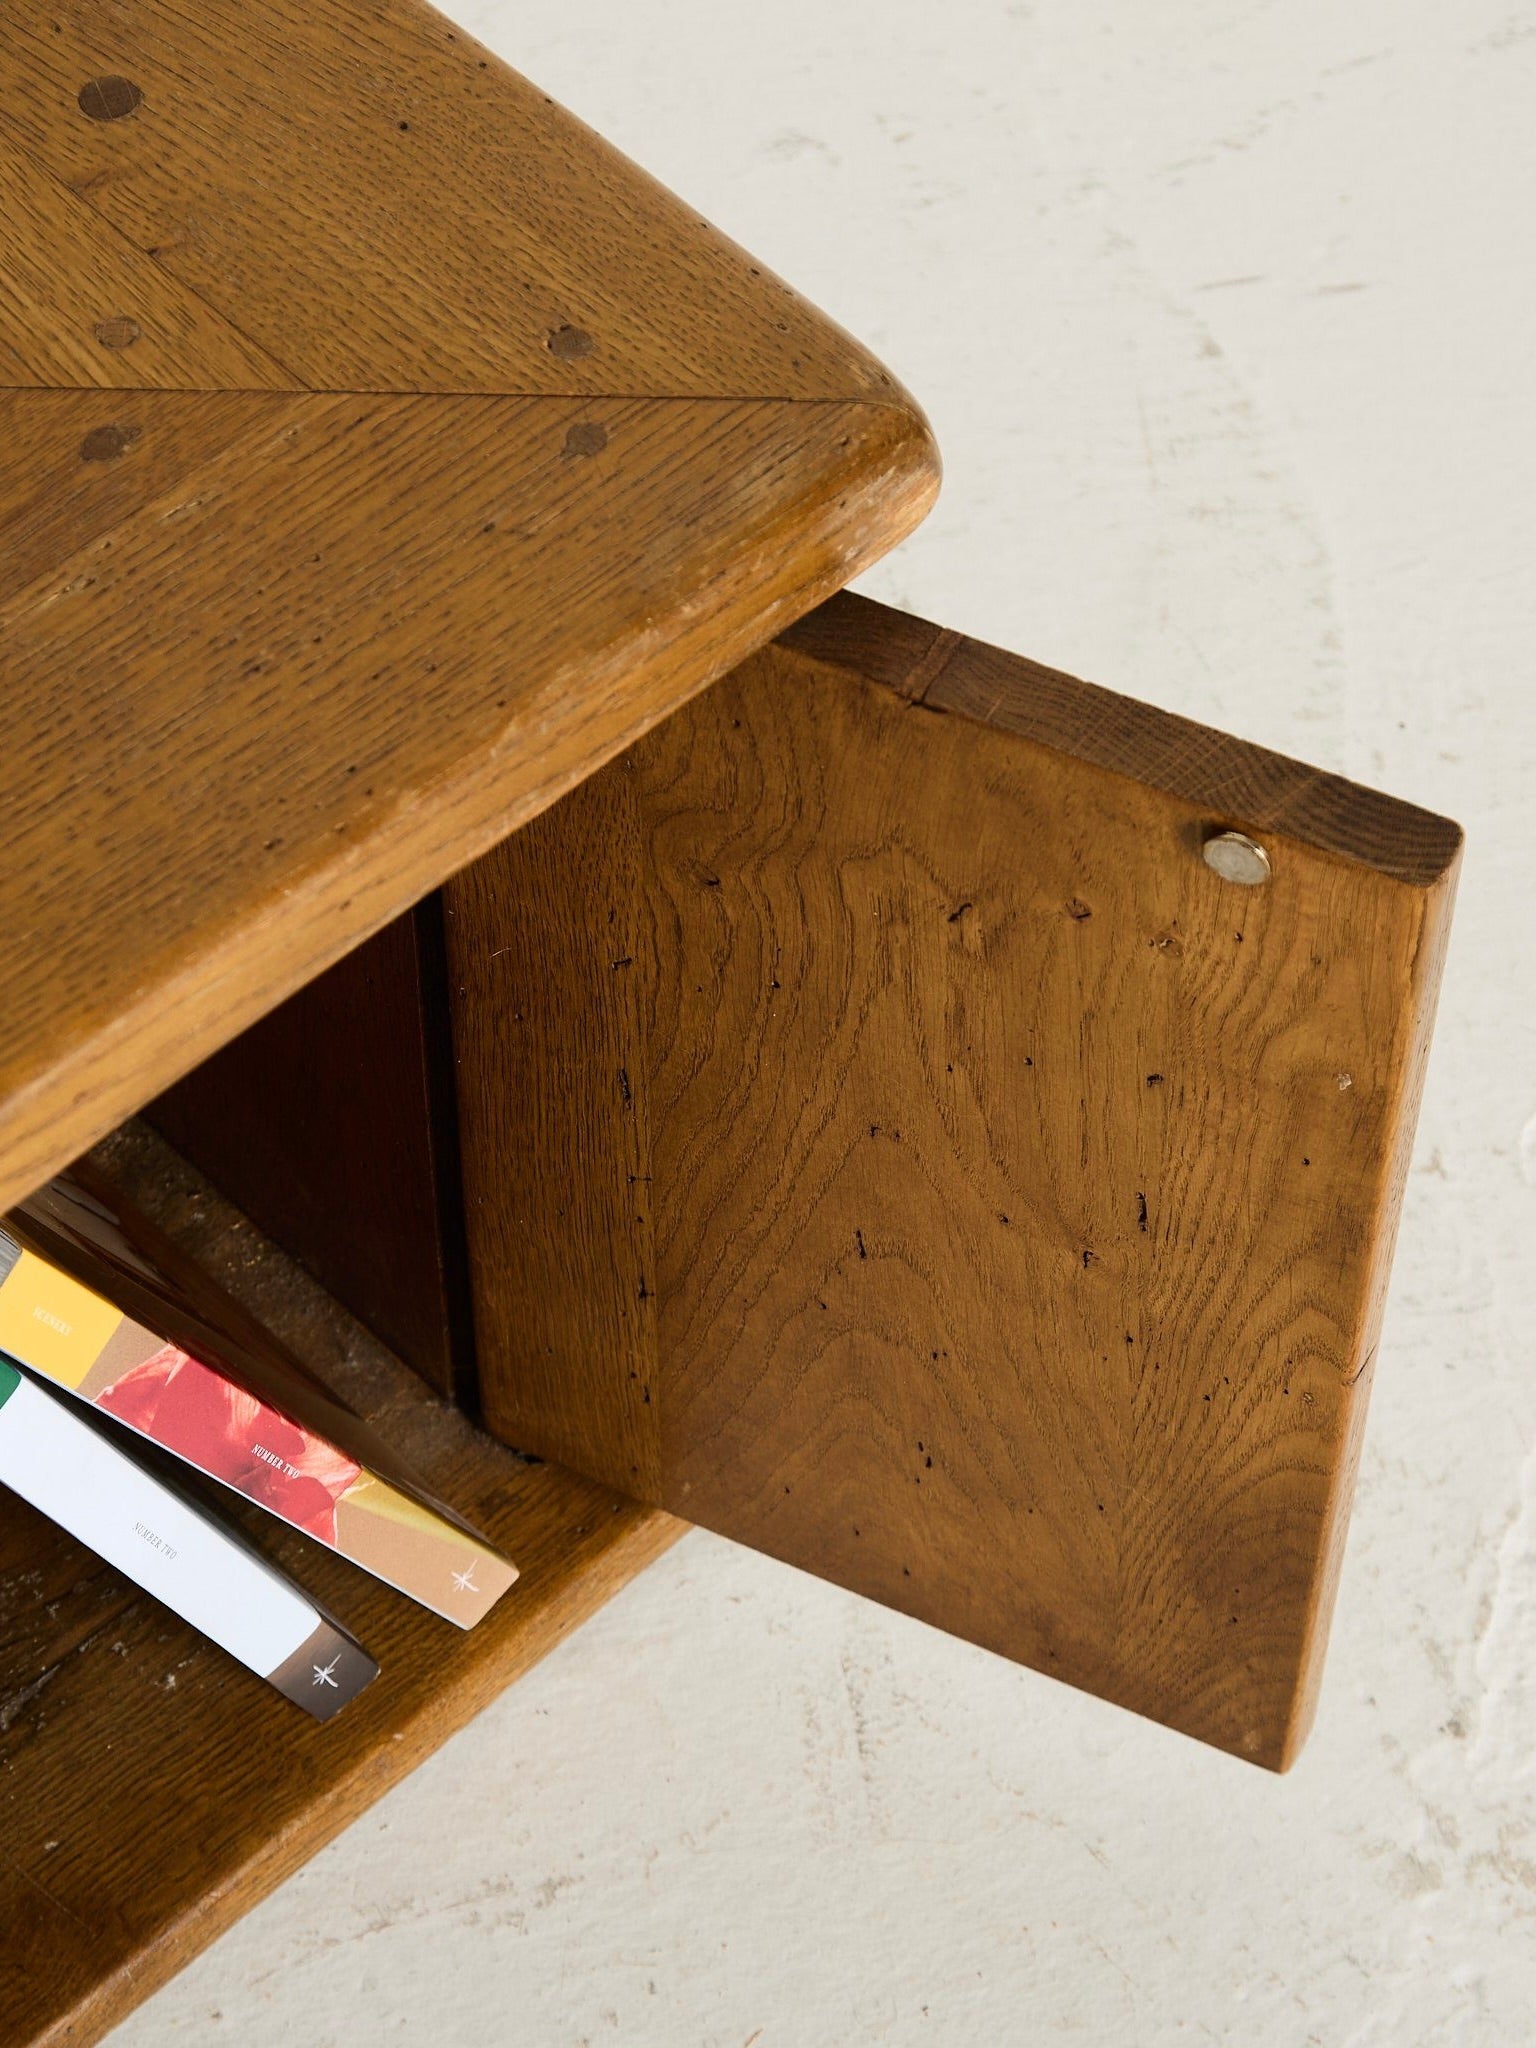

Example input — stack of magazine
[0,1164,517,1720]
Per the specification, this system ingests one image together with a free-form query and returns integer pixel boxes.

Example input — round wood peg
[77,76,144,121]
[547,324,596,359]
[94,317,143,350]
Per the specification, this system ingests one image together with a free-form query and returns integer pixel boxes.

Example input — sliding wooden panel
[445,594,1460,1769]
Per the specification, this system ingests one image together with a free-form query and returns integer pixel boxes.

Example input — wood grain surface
[446,593,1460,1769]
[0,0,938,1215]
[0,0,904,399]
[150,903,474,1402]
[0,1122,680,2048]
[0,131,294,389]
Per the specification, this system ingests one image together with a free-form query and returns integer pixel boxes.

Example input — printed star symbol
[451,1564,480,1595]
[312,1657,341,1688]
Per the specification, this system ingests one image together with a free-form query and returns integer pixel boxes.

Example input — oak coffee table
[0,3,1460,2040]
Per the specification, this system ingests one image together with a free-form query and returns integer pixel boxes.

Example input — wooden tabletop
[0,0,938,1208]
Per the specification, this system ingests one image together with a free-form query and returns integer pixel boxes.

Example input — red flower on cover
[97,1345,361,1544]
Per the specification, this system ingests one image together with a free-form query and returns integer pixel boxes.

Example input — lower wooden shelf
[0,1122,681,2048]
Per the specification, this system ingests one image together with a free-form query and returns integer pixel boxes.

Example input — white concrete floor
[106,3,1535,2042]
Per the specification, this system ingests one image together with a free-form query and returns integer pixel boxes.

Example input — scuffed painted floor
[103,1,1535,2042]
